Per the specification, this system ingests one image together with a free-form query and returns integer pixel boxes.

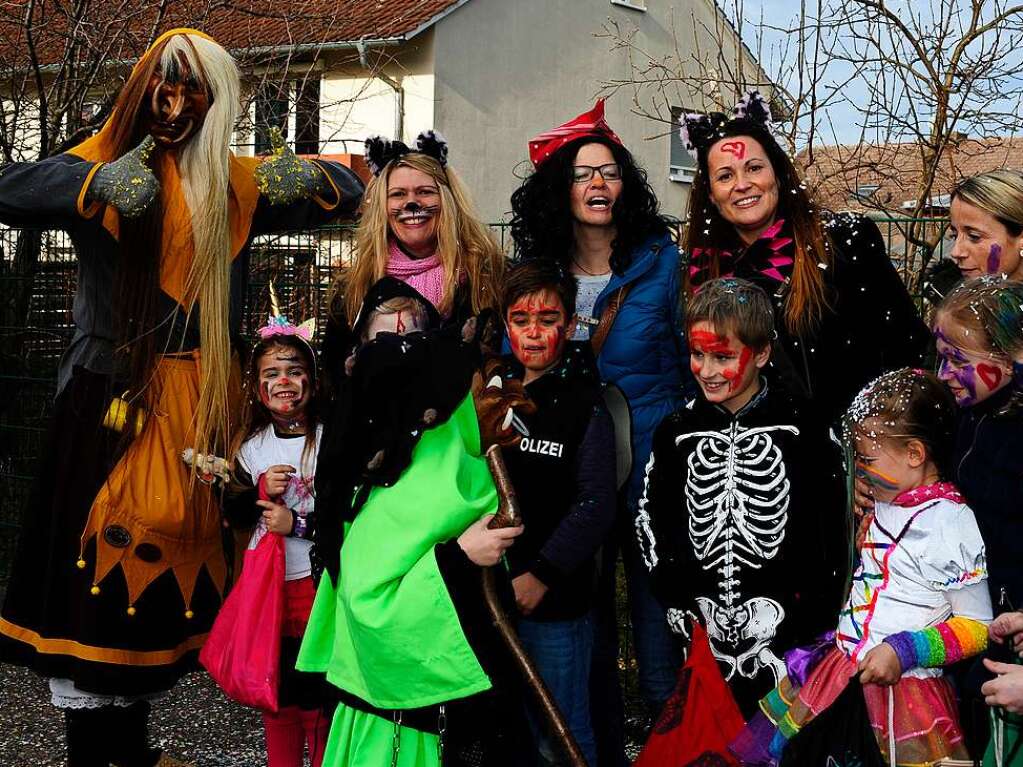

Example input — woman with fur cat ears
[322,132,505,386]
[681,92,929,426]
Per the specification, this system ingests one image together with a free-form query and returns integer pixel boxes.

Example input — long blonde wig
[164,34,241,462]
[337,153,504,325]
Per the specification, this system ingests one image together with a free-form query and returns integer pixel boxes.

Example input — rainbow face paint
[855,463,902,493]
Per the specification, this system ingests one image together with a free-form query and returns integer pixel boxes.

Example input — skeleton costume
[637,380,847,717]
[0,28,362,735]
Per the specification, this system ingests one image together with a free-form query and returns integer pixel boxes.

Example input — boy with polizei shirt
[499,260,617,766]
[635,277,848,730]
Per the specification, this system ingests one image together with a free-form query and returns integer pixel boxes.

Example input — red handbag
[634,622,745,767]
[199,481,285,712]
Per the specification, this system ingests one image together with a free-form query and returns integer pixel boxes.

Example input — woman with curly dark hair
[510,100,690,764]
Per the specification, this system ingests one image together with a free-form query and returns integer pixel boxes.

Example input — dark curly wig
[509,136,670,275]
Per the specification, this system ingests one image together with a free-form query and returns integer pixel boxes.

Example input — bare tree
[600,0,1023,286]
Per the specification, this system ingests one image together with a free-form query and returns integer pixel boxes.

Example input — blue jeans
[517,614,597,766]
[590,514,681,766]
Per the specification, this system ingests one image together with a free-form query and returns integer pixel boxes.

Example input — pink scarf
[892,481,963,507]
[385,239,445,310]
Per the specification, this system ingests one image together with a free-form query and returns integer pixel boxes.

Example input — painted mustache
[392,202,439,224]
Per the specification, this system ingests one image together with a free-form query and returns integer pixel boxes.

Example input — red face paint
[719,141,747,160]
[395,310,405,334]
[977,362,1003,390]
[688,321,763,410]
[506,290,570,377]
[257,347,311,425]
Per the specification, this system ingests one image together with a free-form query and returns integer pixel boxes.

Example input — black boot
[108,701,160,767]
[65,706,114,767]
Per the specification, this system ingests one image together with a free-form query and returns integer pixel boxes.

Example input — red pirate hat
[528,99,624,168]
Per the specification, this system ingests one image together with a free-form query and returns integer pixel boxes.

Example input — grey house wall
[431,0,739,225]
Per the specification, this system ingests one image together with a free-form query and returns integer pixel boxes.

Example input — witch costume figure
[299,287,532,766]
[0,29,362,767]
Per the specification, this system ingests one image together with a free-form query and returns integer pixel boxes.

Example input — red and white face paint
[257,345,311,425]
[688,320,768,412]
[506,289,574,382]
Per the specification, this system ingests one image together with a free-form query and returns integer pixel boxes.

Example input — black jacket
[500,343,617,621]
[637,381,848,717]
[691,212,931,426]
[954,387,1023,614]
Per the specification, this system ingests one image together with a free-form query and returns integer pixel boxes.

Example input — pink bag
[200,518,285,712]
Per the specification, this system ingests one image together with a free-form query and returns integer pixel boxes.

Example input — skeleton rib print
[677,422,798,682]
[677,424,798,581]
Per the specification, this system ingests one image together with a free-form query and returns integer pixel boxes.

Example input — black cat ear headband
[364,130,450,176]
[679,91,774,162]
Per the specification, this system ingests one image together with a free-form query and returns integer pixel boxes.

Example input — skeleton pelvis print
[679,422,798,683]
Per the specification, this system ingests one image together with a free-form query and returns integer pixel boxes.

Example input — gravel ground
[0,664,270,767]
[1,661,648,766]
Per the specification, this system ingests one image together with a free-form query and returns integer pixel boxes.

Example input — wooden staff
[482,443,588,767]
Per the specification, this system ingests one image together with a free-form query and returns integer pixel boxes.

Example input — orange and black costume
[0,30,363,700]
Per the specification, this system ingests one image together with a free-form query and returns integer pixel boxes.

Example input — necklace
[572,257,611,277]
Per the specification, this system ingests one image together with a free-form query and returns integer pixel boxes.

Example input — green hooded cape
[298,394,496,709]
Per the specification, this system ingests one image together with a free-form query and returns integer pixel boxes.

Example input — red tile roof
[0,0,465,67]
[205,0,465,50]
[802,136,1023,214]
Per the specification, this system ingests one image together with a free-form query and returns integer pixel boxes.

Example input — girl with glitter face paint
[933,277,1023,620]
[947,171,1023,281]
[221,319,331,767]
[731,368,991,767]
[681,93,930,428]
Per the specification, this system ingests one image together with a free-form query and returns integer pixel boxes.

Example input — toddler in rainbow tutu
[732,367,991,766]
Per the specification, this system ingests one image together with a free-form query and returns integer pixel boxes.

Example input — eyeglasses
[571,163,623,183]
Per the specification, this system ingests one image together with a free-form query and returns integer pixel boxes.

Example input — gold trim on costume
[0,617,207,666]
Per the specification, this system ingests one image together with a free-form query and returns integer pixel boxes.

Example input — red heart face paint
[719,141,746,160]
[257,346,311,425]
[688,321,762,412]
[506,289,571,381]
[934,321,1011,407]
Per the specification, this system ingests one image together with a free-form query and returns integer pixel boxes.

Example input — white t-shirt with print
[236,424,322,581]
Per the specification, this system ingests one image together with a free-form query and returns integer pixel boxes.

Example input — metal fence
[0,216,944,584]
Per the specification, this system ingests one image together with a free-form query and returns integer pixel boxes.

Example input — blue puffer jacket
[593,232,692,507]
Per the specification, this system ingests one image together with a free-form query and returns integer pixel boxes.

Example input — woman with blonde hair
[947,169,1023,281]
[323,132,504,381]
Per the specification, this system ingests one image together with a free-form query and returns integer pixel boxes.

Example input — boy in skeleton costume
[0,29,362,766]
[637,278,847,718]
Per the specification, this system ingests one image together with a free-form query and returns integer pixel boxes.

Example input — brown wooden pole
[481,444,588,767]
